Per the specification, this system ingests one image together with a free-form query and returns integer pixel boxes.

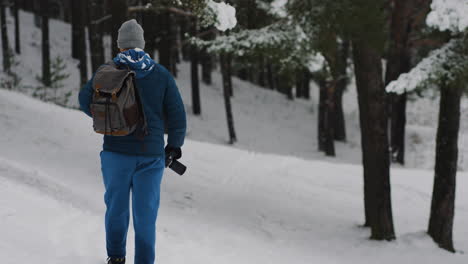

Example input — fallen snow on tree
[426,0,468,32]
[386,39,468,94]
[271,0,288,18]
[207,0,237,31]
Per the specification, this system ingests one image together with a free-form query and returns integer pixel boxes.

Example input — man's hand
[165,146,182,167]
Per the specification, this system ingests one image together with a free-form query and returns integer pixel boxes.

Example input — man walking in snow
[79,19,186,264]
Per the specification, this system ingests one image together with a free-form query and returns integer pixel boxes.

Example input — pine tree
[385,0,432,165]
[386,1,468,250]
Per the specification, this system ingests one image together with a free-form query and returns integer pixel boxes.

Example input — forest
[0,0,467,262]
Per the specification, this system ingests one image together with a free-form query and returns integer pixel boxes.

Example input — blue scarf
[113,48,156,79]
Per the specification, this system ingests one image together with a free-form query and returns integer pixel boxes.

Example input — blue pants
[100,151,165,264]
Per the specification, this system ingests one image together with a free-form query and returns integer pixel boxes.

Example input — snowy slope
[1,89,468,263]
[1,10,467,171]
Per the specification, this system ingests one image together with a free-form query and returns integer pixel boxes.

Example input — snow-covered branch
[426,0,468,32]
[256,0,288,18]
[206,0,237,31]
[386,38,468,94]
[194,22,323,71]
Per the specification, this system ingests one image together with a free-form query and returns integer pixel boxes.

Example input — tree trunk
[111,0,127,57]
[221,53,237,144]
[266,62,275,90]
[179,16,190,61]
[385,0,414,165]
[201,51,212,85]
[13,0,20,54]
[318,79,326,152]
[334,39,350,142]
[352,39,395,240]
[296,71,304,98]
[71,0,87,86]
[71,0,82,59]
[325,82,336,156]
[278,71,293,100]
[317,78,335,156]
[0,1,10,72]
[158,10,172,72]
[334,83,346,141]
[428,81,462,253]
[88,0,105,73]
[390,94,407,163]
[302,70,310,99]
[41,0,50,87]
[142,1,157,58]
[226,54,233,97]
[190,19,201,115]
[169,12,178,77]
[258,56,266,88]
[200,27,214,85]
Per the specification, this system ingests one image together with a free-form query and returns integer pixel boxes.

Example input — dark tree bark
[13,0,20,54]
[428,81,462,253]
[302,70,310,99]
[266,62,275,90]
[296,71,304,98]
[389,94,407,163]
[41,0,51,86]
[201,51,212,85]
[334,40,350,142]
[317,77,335,156]
[111,0,127,57]
[142,1,157,58]
[278,71,293,100]
[190,19,201,115]
[200,27,214,85]
[352,39,395,240]
[179,16,190,61]
[158,10,172,72]
[385,0,414,165]
[0,0,10,72]
[88,0,105,73]
[169,13,178,77]
[226,54,233,97]
[71,0,82,59]
[71,0,87,85]
[220,53,237,144]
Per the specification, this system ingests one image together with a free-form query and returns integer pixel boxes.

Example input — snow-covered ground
[1,86,468,263]
[1,10,467,171]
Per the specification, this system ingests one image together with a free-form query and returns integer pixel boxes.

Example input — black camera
[165,154,187,175]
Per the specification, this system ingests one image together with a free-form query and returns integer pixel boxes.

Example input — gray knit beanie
[117,19,145,49]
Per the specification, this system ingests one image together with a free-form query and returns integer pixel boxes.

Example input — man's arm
[163,75,187,149]
[78,78,94,117]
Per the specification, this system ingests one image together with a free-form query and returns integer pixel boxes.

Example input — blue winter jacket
[78,49,186,157]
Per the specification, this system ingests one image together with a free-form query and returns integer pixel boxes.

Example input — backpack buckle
[112,92,117,101]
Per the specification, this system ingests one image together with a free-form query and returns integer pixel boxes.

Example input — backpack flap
[92,64,134,96]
